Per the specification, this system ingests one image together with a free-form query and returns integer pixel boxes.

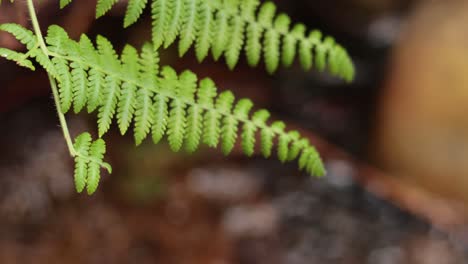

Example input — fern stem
[49,75,77,156]
[26,0,48,54]
[26,0,77,157]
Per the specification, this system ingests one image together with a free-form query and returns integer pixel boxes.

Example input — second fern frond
[60,0,355,82]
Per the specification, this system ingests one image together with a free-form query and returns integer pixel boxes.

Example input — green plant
[0,0,355,195]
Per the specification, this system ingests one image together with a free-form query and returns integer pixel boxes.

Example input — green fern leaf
[298,147,312,170]
[194,0,212,62]
[260,128,273,158]
[220,115,238,155]
[203,110,220,148]
[178,70,197,101]
[210,9,229,60]
[252,109,268,157]
[53,57,73,113]
[252,109,272,157]
[252,109,270,126]
[178,0,197,56]
[315,33,329,72]
[152,94,169,143]
[225,16,245,70]
[198,78,219,147]
[299,39,313,71]
[257,2,276,27]
[86,138,106,195]
[117,45,139,134]
[241,0,260,19]
[140,43,159,86]
[78,35,103,113]
[124,0,148,27]
[87,68,104,113]
[118,82,137,134]
[241,122,256,156]
[216,90,235,115]
[245,22,262,67]
[282,24,304,67]
[233,98,254,120]
[0,48,35,70]
[152,0,170,49]
[98,76,121,137]
[197,78,217,107]
[73,133,92,193]
[164,0,184,48]
[263,28,279,74]
[277,134,290,163]
[96,35,120,72]
[96,0,118,18]
[134,87,154,145]
[167,99,186,151]
[0,23,37,50]
[274,14,291,34]
[263,14,288,73]
[304,147,324,176]
[96,36,121,136]
[31,50,57,78]
[285,131,302,161]
[185,105,203,152]
[70,61,88,113]
[153,66,176,143]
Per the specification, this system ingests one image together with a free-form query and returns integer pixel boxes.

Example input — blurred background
[1,0,468,263]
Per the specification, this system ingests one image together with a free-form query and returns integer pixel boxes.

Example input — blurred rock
[367,246,405,264]
[187,167,263,204]
[408,238,460,264]
[373,0,468,205]
[222,203,278,238]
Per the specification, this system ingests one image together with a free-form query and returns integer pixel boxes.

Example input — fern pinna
[59,0,354,81]
[1,23,327,194]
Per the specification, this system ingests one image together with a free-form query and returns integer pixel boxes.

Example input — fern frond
[2,25,328,196]
[65,0,354,81]
[73,132,111,195]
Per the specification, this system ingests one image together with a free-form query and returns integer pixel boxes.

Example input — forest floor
[0,99,466,264]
